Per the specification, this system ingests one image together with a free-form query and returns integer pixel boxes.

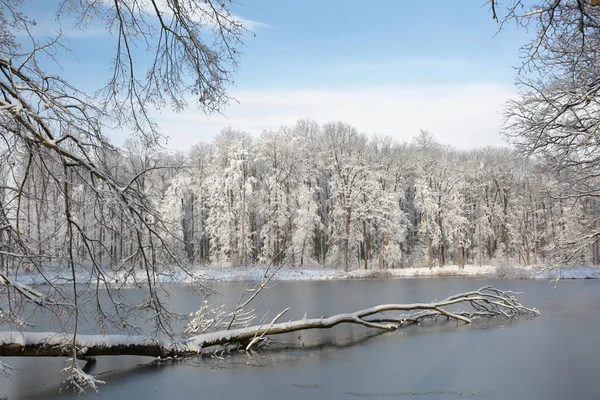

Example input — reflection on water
[2,278,600,399]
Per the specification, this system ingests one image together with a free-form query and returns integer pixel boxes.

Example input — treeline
[161,120,600,270]
[3,120,599,272]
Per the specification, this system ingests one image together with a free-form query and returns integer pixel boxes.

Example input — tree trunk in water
[0,287,539,359]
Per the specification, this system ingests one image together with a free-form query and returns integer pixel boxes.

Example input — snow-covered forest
[4,0,600,394]
[4,120,598,275]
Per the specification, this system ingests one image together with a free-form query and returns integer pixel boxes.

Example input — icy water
[2,278,600,399]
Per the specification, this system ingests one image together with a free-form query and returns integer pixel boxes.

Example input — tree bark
[344,208,351,272]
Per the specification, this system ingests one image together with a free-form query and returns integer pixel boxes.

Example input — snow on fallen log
[0,286,539,359]
[0,331,202,358]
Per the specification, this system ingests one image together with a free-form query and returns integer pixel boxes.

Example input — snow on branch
[0,286,539,360]
[62,361,105,393]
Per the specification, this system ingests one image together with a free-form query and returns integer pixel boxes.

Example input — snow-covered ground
[7,264,600,286]
[198,264,498,282]
[496,265,600,280]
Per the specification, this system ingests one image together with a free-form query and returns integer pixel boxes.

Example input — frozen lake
[2,277,600,399]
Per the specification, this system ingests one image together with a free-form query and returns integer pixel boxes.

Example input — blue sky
[20,1,532,150]
[231,1,528,88]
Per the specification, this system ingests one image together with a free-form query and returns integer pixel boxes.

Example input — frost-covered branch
[0,286,539,360]
[0,2,250,390]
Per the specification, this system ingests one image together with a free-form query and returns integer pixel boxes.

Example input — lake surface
[2,278,600,399]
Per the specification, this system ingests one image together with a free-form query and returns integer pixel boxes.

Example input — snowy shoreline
[8,264,600,286]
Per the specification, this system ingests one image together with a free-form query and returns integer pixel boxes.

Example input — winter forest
[3,119,597,277]
[3,0,600,396]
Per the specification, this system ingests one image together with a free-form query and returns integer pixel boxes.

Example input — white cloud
[137,0,268,30]
[237,17,269,30]
[152,83,516,151]
[24,1,268,39]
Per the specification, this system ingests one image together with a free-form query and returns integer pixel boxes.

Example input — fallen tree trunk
[0,286,539,359]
